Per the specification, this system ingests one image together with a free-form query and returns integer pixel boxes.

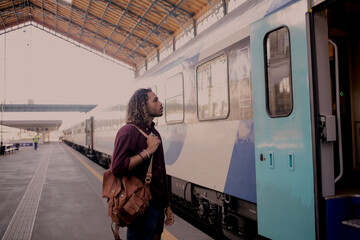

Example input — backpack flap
[102,169,121,198]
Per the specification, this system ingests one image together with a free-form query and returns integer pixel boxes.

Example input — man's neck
[145,117,154,127]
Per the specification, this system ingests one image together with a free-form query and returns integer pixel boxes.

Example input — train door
[311,0,360,239]
[85,117,94,154]
[251,1,316,240]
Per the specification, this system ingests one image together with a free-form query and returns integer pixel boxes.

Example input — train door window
[165,73,184,124]
[197,54,229,120]
[229,46,251,108]
[264,27,293,117]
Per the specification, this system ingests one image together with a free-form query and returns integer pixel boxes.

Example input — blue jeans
[34,142,38,150]
[126,205,164,240]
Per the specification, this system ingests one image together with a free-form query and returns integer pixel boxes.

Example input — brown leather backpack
[102,125,153,240]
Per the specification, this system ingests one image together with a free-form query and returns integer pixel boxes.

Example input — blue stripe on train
[163,124,187,166]
[224,120,256,203]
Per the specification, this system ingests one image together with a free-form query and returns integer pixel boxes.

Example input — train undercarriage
[169,176,258,240]
[63,140,110,168]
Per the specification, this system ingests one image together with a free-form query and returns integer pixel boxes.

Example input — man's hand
[146,133,161,154]
[164,207,174,226]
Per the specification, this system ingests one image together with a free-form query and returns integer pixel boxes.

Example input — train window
[197,54,229,120]
[165,73,184,124]
[101,120,105,130]
[264,27,293,117]
[106,119,111,130]
[112,119,119,130]
[229,47,251,108]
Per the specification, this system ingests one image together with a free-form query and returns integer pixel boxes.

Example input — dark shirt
[111,122,169,209]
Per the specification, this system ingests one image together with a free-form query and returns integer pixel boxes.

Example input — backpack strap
[132,124,149,139]
[131,124,154,183]
[111,222,121,240]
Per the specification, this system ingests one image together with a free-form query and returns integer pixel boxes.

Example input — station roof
[2,104,97,113]
[0,0,227,72]
[1,119,62,131]
[0,104,95,132]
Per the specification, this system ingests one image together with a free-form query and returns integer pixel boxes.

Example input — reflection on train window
[229,47,251,108]
[265,27,292,117]
[165,73,184,124]
[197,54,229,120]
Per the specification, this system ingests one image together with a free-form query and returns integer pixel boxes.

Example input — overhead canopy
[0,104,95,133]
[1,120,62,132]
[0,0,228,73]
[2,104,97,113]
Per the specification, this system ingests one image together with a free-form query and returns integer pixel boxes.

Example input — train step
[342,219,360,229]
[326,195,360,240]
[341,219,360,239]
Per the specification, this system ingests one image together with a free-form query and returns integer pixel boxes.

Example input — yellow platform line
[65,145,177,240]
[161,229,178,240]
[66,147,103,182]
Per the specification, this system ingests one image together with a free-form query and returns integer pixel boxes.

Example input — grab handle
[329,39,343,183]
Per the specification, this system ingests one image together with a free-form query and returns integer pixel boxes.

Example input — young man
[111,88,174,240]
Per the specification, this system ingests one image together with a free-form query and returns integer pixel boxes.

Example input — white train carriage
[63,0,360,239]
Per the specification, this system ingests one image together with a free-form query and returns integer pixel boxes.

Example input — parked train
[63,0,360,239]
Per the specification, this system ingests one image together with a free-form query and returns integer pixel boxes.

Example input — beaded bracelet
[142,149,150,158]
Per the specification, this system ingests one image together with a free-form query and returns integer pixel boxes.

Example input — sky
[0,26,135,131]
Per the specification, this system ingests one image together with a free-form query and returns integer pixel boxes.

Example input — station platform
[0,142,213,240]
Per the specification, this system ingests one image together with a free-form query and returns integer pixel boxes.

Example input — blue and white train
[63,0,360,239]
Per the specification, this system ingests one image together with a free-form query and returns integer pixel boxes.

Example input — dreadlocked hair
[126,88,152,124]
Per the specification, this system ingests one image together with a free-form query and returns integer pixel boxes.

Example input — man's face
[147,91,163,117]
